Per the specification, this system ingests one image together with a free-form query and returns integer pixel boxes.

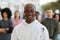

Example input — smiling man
[11,3,49,40]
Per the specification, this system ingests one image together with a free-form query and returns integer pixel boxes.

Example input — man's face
[24,4,36,20]
[45,10,53,17]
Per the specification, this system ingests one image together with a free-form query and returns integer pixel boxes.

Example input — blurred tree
[41,0,60,13]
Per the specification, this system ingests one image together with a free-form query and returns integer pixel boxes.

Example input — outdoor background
[0,0,60,19]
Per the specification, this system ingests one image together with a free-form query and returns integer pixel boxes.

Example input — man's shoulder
[35,20,47,30]
[42,18,48,22]
[39,23,48,32]
[52,18,57,21]
[40,23,47,29]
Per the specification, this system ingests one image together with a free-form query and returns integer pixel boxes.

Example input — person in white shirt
[11,3,49,40]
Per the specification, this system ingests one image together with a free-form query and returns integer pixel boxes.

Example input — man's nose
[28,12,32,16]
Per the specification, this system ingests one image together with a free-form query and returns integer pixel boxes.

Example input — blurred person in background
[12,11,22,27]
[35,11,41,22]
[53,14,60,21]
[41,8,58,40]
[11,3,49,40]
[0,8,13,40]
[53,14,60,40]
[0,7,2,20]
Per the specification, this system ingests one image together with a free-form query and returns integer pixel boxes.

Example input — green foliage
[41,0,60,11]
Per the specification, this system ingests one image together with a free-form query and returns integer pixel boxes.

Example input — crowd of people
[0,3,60,40]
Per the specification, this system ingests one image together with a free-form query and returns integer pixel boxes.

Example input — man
[11,4,49,40]
[41,8,58,40]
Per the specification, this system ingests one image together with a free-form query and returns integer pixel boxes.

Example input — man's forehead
[24,4,36,11]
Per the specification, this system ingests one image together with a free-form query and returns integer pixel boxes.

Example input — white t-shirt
[11,20,49,40]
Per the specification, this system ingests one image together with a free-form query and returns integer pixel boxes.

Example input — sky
[39,0,57,6]
[0,0,57,6]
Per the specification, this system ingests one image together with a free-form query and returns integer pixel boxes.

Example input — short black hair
[1,8,12,19]
[24,4,36,12]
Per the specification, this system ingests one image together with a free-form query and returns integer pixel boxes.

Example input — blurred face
[45,9,53,18]
[15,11,20,18]
[55,15,59,21]
[24,5,35,21]
[3,12,8,18]
[35,13,39,19]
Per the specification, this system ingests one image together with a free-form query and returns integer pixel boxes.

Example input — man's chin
[27,17,33,20]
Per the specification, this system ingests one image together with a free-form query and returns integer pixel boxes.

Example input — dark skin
[24,4,36,24]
